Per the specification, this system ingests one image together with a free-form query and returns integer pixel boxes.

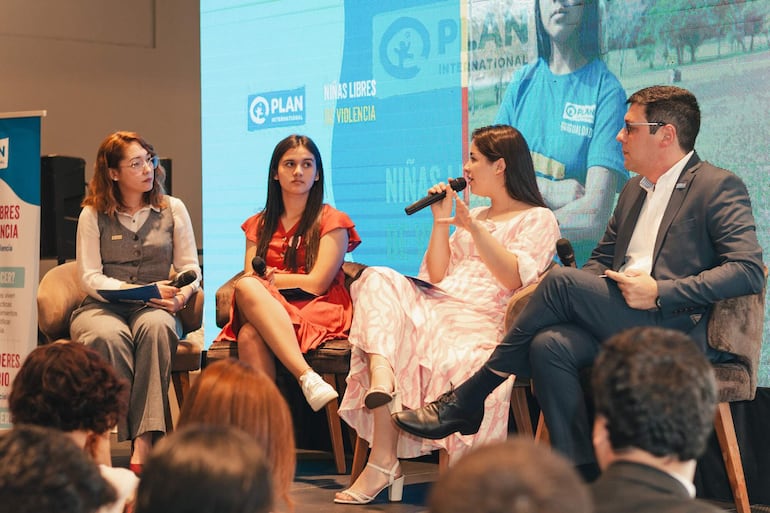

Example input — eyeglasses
[121,155,160,172]
[624,121,667,135]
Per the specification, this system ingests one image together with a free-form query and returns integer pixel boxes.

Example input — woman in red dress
[216,134,361,411]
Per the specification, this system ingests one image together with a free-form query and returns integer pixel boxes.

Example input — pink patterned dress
[338,206,560,463]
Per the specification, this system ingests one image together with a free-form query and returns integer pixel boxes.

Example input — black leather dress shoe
[391,390,483,439]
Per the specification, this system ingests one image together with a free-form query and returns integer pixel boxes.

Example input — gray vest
[97,207,174,285]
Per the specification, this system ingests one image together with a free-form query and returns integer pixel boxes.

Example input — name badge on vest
[675,182,687,189]
[111,235,123,241]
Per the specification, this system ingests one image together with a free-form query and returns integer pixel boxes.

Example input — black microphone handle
[404,178,467,216]
[404,190,448,215]
[251,256,267,277]
[555,238,577,268]
[560,253,576,268]
[169,269,197,288]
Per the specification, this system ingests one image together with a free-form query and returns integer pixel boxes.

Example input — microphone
[404,177,467,215]
[169,269,197,288]
[556,238,576,268]
[251,256,267,277]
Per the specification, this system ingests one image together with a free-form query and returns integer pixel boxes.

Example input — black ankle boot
[391,389,483,439]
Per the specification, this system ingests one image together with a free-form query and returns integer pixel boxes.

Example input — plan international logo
[562,102,595,124]
[247,87,306,131]
[0,137,8,170]
[372,5,459,98]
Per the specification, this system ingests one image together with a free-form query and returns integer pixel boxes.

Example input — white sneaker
[299,370,339,411]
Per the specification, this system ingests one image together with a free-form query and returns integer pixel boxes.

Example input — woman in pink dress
[336,125,560,504]
[216,134,361,412]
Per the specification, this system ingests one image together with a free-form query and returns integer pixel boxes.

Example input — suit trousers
[486,266,702,464]
[70,298,181,442]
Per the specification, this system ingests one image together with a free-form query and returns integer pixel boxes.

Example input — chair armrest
[178,288,204,335]
[342,261,367,289]
[215,271,244,328]
[37,262,86,342]
[503,261,555,332]
[707,268,767,395]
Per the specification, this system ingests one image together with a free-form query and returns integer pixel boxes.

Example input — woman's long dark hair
[471,125,546,208]
[255,135,325,272]
[535,0,600,63]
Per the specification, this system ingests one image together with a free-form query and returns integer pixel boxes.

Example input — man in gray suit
[590,326,723,513]
[393,85,764,480]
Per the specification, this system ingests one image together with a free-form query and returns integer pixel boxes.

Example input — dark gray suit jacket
[591,461,724,513]
[582,152,764,350]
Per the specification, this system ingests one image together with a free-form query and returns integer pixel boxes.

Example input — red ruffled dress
[215,205,361,352]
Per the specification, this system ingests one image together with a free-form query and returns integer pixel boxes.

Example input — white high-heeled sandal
[364,365,398,411]
[334,461,404,504]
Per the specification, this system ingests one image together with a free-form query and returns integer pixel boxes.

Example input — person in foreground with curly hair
[590,326,723,513]
[0,424,116,513]
[428,437,591,513]
[8,343,137,513]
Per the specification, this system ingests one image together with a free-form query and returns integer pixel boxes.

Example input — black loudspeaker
[40,155,86,264]
[160,157,172,195]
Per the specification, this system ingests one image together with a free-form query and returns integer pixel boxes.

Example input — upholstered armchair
[36,261,205,415]
[527,270,767,513]
[704,274,766,513]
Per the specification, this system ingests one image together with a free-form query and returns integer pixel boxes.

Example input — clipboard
[97,284,161,303]
[278,287,317,301]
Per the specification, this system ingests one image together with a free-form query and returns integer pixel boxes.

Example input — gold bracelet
[175,293,187,309]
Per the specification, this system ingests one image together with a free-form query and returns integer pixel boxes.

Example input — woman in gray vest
[70,131,201,475]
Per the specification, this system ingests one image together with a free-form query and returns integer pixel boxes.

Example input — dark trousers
[486,266,703,464]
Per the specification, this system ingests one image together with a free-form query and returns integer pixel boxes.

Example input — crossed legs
[529,325,600,464]
[233,277,311,379]
[393,266,672,463]
[232,276,338,411]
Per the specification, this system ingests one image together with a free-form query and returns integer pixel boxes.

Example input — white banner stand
[0,110,46,429]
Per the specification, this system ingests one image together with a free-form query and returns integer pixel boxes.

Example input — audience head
[178,358,295,505]
[85,131,167,215]
[259,134,325,271]
[592,326,717,466]
[0,424,116,513]
[428,438,592,513]
[536,0,600,62]
[134,424,272,513]
[9,342,128,441]
[626,85,701,151]
[470,125,547,208]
